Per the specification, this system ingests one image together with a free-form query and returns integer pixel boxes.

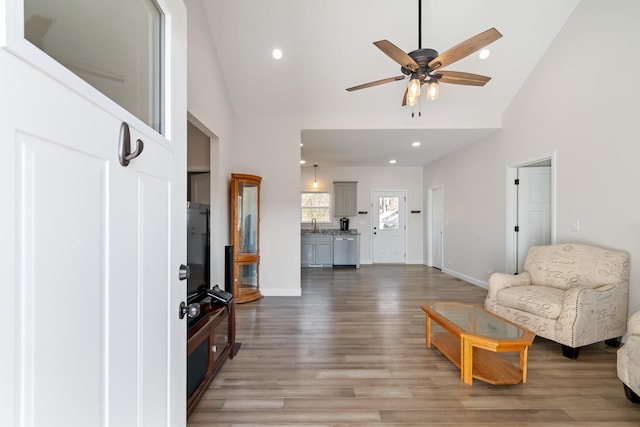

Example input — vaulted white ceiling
[201,0,580,167]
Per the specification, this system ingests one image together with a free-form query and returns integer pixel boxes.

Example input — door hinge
[514,178,520,185]
[514,225,520,232]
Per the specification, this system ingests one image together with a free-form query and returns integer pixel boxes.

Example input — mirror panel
[230,174,262,303]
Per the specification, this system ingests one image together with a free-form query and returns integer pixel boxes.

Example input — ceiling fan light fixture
[406,77,421,106]
[406,92,418,107]
[426,79,439,101]
[407,77,421,97]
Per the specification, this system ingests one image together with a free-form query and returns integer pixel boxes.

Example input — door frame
[506,152,556,273]
[427,185,444,269]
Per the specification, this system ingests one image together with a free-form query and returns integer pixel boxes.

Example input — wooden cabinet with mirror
[230,173,262,303]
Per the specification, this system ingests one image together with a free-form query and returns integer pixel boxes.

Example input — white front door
[0,1,187,426]
[517,166,552,273]
[372,191,406,264]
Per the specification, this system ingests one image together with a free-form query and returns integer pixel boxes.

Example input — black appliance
[186,202,210,299]
[340,217,349,231]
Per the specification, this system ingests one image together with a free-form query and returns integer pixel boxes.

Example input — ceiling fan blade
[346,75,407,92]
[437,71,491,87]
[428,28,502,71]
[402,87,408,106]
[373,40,419,72]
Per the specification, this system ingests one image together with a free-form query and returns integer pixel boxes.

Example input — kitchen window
[301,192,331,223]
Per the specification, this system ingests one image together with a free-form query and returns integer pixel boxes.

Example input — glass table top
[426,301,528,340]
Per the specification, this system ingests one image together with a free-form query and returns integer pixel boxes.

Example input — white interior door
[517,166,552,273]
[0,1,187,426]
[430,187,443,269]
[372,191,406,263]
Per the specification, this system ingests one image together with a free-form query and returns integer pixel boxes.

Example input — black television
[186,202,210,300]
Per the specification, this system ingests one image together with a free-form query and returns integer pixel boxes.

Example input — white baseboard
[261,288,302,297]
[441,268,488,289]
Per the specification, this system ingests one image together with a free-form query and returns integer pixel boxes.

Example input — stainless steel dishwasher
[333,234,358,267]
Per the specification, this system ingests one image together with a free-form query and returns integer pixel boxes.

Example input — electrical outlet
[571,219,580,232]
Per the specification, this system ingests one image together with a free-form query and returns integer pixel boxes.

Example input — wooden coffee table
[421,301,535,385]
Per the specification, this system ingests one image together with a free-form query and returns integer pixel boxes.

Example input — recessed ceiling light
[300,159,306,164]
[412,141,421,147]
[272,48,283,60]
[389,159,397,164]
[300,142,303,147]
[479,49,491,60]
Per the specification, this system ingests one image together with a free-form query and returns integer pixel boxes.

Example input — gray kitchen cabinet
[334,181,357,217]
[301,235,333,267]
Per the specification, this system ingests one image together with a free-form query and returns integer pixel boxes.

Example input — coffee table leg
[520,346,528,384]
[461,337,473,385]
[425,315,432,348]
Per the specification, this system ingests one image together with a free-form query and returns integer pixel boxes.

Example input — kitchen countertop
[301,229,359,236]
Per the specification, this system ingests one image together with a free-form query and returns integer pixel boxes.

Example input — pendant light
[312,164,319,188]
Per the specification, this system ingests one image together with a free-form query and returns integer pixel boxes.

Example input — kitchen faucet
[311,218,318,233]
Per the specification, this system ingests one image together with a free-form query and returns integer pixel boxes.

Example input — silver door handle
[118,122,144,167]
[179,302,200,319]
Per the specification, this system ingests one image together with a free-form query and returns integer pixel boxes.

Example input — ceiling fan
[346,0,502,114]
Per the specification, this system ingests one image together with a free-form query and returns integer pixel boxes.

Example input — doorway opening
[506,154,556,274]
[186,114,221,282]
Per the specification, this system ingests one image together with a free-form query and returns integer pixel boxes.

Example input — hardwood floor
[188,265,640,426]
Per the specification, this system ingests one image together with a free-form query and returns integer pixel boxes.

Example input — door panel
[139,173,171,425]
[372,191,406,264]
[19,133,107,426]
[517,166,551,273]
[431,187,443,270]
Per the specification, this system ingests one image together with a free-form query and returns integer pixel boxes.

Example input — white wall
[232,117,302,296]
[422,0,640,313]
[187,1,302,297]
[301,166,424,264]
[186,0,236,289]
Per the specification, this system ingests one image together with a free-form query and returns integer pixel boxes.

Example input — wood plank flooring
[188,265,640,426]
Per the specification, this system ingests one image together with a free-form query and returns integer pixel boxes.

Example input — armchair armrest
[485,271,531,312]
[557,282,629,347]
[628,311,640,336]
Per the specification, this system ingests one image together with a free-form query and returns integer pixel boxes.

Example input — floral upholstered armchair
[617,311,640,403]
[485,243,630,359]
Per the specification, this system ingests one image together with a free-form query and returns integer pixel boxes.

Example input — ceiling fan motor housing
[402,48,439,78]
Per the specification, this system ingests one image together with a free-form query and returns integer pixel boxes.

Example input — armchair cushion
[497,285,564,319]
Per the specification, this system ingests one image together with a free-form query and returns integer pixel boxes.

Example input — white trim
[441,268,488,289]
[261,287,302,297]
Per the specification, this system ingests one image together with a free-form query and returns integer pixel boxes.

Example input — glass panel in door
[24,0,164,133]
[378,197,399,229]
